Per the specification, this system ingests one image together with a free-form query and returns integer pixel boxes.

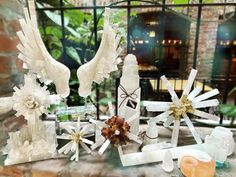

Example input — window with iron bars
[33,0,236,123]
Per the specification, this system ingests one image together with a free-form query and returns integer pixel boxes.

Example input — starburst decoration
[12,73,50,119]
[90,113,142,155]
[57,118,94,161]
[145,69,220,147]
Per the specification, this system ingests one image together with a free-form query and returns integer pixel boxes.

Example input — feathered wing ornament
[77,8,122,97]
[16,0,70,98]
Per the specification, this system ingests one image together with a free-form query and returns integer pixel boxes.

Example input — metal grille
[32,0,236,123]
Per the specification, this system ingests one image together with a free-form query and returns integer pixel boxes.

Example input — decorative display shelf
[0,1,235,177]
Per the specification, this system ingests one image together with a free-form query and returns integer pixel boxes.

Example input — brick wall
[0,0,25,147]
[187,6,219,79]
[69,0,125,6]
[186,4,234,79]
[0,0,24,97]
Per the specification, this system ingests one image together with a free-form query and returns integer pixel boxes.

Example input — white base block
[4,120,57,165]
[119,143,204,166]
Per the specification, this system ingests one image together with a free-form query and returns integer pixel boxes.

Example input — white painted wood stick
[171,120,180,147]
[193,110,220,121]
[183,114,202,144]
[182,69,198,96]
[98,139,110,155]
[192,89,219,103]
[187,87,202,101]
[192,99,219,108]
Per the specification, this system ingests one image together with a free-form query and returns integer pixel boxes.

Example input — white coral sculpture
[145,69,220,147]
[57,118,94,161]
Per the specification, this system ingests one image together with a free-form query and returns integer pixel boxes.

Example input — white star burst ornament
[12,73,50,121]
[57,118,94,161]
[5,73,59,165]
[145,69,220,147]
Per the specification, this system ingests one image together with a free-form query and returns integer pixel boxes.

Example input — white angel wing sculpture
[77,8,122,97]
[16,0,70,98]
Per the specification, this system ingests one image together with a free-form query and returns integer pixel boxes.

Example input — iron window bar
[32,0,236,124]
[36,3,236,11]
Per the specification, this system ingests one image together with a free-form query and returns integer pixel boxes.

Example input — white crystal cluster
[4,119,57,165]
[204,126,235,163]
[4,73,58,165]
[12,74,50,119]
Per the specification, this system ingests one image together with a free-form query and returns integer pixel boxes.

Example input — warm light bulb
[149,31,156,37]
[138,40,143,44]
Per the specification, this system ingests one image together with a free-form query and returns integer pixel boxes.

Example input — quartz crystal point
[162,150,174,173]
[118,54,141,135]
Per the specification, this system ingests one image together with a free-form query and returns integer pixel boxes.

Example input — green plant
[220,86,236,125]
[220,104,236,117]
